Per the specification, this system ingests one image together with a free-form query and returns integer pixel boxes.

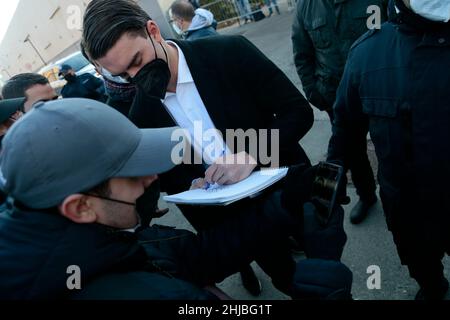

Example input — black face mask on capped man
[132,35,171,100]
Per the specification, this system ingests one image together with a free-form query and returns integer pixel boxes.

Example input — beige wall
[0,0,173,80]
[0,0,92,79]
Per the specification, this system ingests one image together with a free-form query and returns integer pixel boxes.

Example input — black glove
[280,163,317,215]
[309,162,347,225]
[325,160,350,206]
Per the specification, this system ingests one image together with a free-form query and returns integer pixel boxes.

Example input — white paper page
[163,168,288,205]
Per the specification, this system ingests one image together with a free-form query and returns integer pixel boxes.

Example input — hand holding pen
[204,151,257,186]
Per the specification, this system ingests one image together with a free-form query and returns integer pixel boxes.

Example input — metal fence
[165,0,297,33]
[200,0,291,28]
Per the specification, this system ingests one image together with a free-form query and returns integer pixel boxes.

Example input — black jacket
[327,1,450,229]
[292,0,388,111]
[61,74,106,101]
[0,203,215,300]
[130,35,314,195]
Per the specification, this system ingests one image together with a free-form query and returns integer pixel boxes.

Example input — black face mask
[64,74,76,82]
[132,36,171,100]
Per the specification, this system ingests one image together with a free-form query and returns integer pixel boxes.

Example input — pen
[205,149,226,190]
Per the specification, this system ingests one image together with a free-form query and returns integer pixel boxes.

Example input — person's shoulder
[79,73,96,81]
[350,29,380,51]
[176,35,252,59]
[184,34,249,47]
[185,31,208,42]
[350,22,396,53]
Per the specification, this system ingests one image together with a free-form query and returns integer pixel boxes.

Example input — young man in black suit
[82,0,345,296]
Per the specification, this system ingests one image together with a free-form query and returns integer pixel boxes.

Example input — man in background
[0,98,25,203]
[60,64,106,102]
[328,0,450,299]
[171,0,218,41]
[292,0,389,224]
[2,73,58,112]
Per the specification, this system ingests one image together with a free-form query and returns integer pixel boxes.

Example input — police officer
[60,64,106,102]
[292,0,389,224]
[328,0,450,300]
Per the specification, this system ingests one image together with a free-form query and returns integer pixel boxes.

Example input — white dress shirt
[164,41,229,165]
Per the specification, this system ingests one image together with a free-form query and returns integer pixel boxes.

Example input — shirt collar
[166,40,194,85]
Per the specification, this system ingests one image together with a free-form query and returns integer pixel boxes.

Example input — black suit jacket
[129,35,313,196]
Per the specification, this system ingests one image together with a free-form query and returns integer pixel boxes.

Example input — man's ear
[146,20,163,42]
[59,194,98,224]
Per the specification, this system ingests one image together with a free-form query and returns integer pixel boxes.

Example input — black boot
[415,277,449,300]
[349,198,377,224]
[240,265,262,296]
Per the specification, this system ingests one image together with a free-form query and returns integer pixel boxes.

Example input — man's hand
[204,152,257,185]
[190,178,207,190]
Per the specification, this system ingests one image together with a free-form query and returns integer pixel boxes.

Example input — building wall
[0,0,174,80]
[0,0,91,78]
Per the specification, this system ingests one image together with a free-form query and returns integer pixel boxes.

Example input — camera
[311,162,344,226]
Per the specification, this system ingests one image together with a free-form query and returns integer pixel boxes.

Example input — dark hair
[82,0,151,61]
[2,73,49,99]
[80,42,91,63]
[89,180,111,198]
[171,0,196,21]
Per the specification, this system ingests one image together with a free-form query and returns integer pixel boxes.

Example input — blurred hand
[205,152,257,185]
[190,178,207,190]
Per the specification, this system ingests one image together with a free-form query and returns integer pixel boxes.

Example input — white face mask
[171,22,183,35]
[101,67,130,84]
[409,0,450,22]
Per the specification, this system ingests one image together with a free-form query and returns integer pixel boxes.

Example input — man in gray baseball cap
[1,98,178,215]
[0,98,352,300]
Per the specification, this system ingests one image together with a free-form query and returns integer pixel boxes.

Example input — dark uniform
[292,0,389,117]
[61,73,106,102]
[328,0,450,297]
[292,0,388,213]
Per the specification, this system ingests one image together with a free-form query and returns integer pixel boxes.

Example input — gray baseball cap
[0,98,182,209]
[0,98,24,123]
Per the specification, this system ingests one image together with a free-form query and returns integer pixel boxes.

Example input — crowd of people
[0,0,449,301]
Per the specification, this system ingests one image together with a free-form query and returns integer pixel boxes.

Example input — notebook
[163,167,289,206]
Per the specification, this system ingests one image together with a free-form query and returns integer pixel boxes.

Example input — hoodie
[184,9,218,41]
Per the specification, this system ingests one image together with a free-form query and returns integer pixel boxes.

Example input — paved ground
[153,1,450,300]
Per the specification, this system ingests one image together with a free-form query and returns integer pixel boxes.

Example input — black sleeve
[292,1,329,111]
[233,36,314,166]
[327,50,369,168]
[71,271,216,300]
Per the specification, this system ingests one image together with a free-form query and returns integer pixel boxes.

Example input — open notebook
[163,168,289,206]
